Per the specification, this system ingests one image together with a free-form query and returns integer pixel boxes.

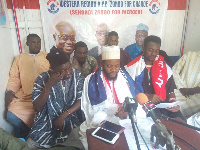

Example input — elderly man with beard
[26,47,84,149]
[79,46,139,149]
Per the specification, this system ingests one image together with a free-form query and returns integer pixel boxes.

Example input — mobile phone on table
[91,127,119,144]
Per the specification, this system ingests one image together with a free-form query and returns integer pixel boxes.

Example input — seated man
[172,51,200,118]
[70,41,98,78]
[125,23,174,67]
[125,35,185,121]
[79,46,139,149]
[26,47,84,149]
[97,31,131,69]
[5,34,49,138]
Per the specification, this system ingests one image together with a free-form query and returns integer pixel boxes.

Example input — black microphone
[123,97,138,122]
[123,97,141,150]
[159,114,200,132]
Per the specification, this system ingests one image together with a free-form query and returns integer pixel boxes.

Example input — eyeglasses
[96,31,108,36]
[56,33,76,42]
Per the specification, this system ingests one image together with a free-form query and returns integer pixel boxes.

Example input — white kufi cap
[101,46,120,60]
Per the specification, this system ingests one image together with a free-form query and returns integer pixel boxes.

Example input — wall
[6,0,44,56]
[0,1,14,132]
[164,0,187,56]
[183,0,200,54]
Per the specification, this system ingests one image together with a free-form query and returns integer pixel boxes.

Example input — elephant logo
[149,0,160,14]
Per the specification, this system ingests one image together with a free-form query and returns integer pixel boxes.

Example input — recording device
[136,93,158,122]
[91,121,124,144]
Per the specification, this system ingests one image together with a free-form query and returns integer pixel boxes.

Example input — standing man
[125,35,185,121]
[173,51,200,118]
[125,23,174,67]
[79,46,139,149]
[70,41,97,78]
[27,47,84,149]
[88,23,109,60]
[97,31,131,68]
[5,34,50,138]
[53,21,76,56]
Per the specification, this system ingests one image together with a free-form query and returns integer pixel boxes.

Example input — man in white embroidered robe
[79,46,139,149]
[173,51,200,118]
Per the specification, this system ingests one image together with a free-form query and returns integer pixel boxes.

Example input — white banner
[40,0,168,52]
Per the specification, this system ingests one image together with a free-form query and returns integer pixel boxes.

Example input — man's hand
[47,72,64,87]
[145,94,163,104]
[180,87,200,97]
[166,105,180,112]
[115,105,128,119]
[5,91,17,108]
[53,114,65,131]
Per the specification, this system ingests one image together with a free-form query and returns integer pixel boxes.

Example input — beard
[103,70,118,81]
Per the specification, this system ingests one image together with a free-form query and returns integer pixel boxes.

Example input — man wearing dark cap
[26,47,84,149]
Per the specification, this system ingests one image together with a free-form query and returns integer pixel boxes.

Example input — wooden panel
[6,0,40,9]
[168,0,187,10]
[163,10,185,56]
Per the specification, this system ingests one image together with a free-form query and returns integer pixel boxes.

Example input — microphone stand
[159,114,200,132]
[129,113,141,150]
[123,97,141,150]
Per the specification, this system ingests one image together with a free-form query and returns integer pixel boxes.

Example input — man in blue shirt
[125,23,174,67]
[125,23,148,60]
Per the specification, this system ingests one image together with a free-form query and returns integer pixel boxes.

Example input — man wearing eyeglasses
[53,21,76,56]
[88,23,109,61]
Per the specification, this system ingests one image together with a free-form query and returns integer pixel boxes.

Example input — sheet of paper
[156,101,180,108]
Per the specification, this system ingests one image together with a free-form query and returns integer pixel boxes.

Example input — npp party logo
[149,0,160,14]
[47,0,59,14]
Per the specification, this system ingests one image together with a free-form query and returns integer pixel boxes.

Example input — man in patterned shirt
[26,47,84,149]
[70,41,98,78]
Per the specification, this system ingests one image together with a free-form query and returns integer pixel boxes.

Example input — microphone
[123,97,141,150]
[123,97,138,122]
[159,114,200,132]
[136,93,158,122]
[136,93,178,149]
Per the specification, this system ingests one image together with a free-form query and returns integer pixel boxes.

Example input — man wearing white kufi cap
[79,45,139,149]
[101,45,120,60]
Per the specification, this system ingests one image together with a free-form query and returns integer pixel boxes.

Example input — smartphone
[100,121,125,134]
[91,127,119,144]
